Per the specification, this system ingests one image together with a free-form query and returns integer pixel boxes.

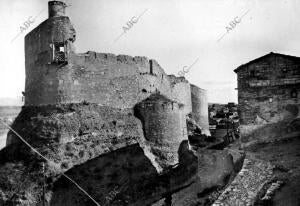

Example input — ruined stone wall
[135,95,187,168]
[190,84,210,136]
[25,41,195,110]
[237,54,300,125]
[62,52,177,108]
[55,52,142,108]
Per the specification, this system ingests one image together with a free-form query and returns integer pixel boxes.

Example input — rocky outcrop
[0,102,236,206]
[0,102,239,205]
[4,103,162,172]
[0,103,163,205]
[196,149,234,193]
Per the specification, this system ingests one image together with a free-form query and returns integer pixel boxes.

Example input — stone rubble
[261,180,283,201]
[212,158,274,206]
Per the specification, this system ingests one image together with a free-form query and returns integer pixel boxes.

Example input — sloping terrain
[246,136,300,206]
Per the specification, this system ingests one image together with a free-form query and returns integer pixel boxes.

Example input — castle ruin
[17,0,211,155]
[0,2,235,206]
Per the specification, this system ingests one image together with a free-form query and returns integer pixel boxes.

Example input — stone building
[235,52,300,124]
[234,52,300,140]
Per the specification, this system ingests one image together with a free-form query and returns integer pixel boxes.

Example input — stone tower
[134,94,187,168]
[191,84,210,136]
[24,0,76,106]
[48,1,66,18]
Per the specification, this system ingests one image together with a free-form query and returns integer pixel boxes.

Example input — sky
[0,0,299,104]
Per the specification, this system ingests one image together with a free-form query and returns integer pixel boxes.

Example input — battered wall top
[168,75,189,85]
[136,94,184,111]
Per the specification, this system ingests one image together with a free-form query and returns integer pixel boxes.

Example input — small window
[291,89,298,98]
[269,98,273,103]
[51,42,67,64]
[250,70,256,77]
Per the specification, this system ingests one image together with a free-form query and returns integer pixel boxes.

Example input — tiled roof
[234,52,300,73]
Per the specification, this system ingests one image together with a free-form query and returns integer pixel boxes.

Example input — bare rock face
[49,144,163,206]
[4,104,149,173]
[196,149,234,192]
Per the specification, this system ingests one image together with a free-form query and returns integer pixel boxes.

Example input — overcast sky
[0,0,299,104]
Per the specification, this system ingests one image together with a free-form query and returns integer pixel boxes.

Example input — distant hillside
[0,97,23,106]
[0,106,22,118]
[0,106,21,149]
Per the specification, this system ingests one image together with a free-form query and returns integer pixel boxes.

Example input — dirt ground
[245,136,300,206]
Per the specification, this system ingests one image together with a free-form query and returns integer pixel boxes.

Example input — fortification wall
[24,16,76,106]
[54,52,143,108]
[63,52,174,108]
[24,17,176,108]
[190,84,210,136]
[25,40,192,109]
[135,95,187,168]
[24,12,199,113]
[169,75,192,115]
